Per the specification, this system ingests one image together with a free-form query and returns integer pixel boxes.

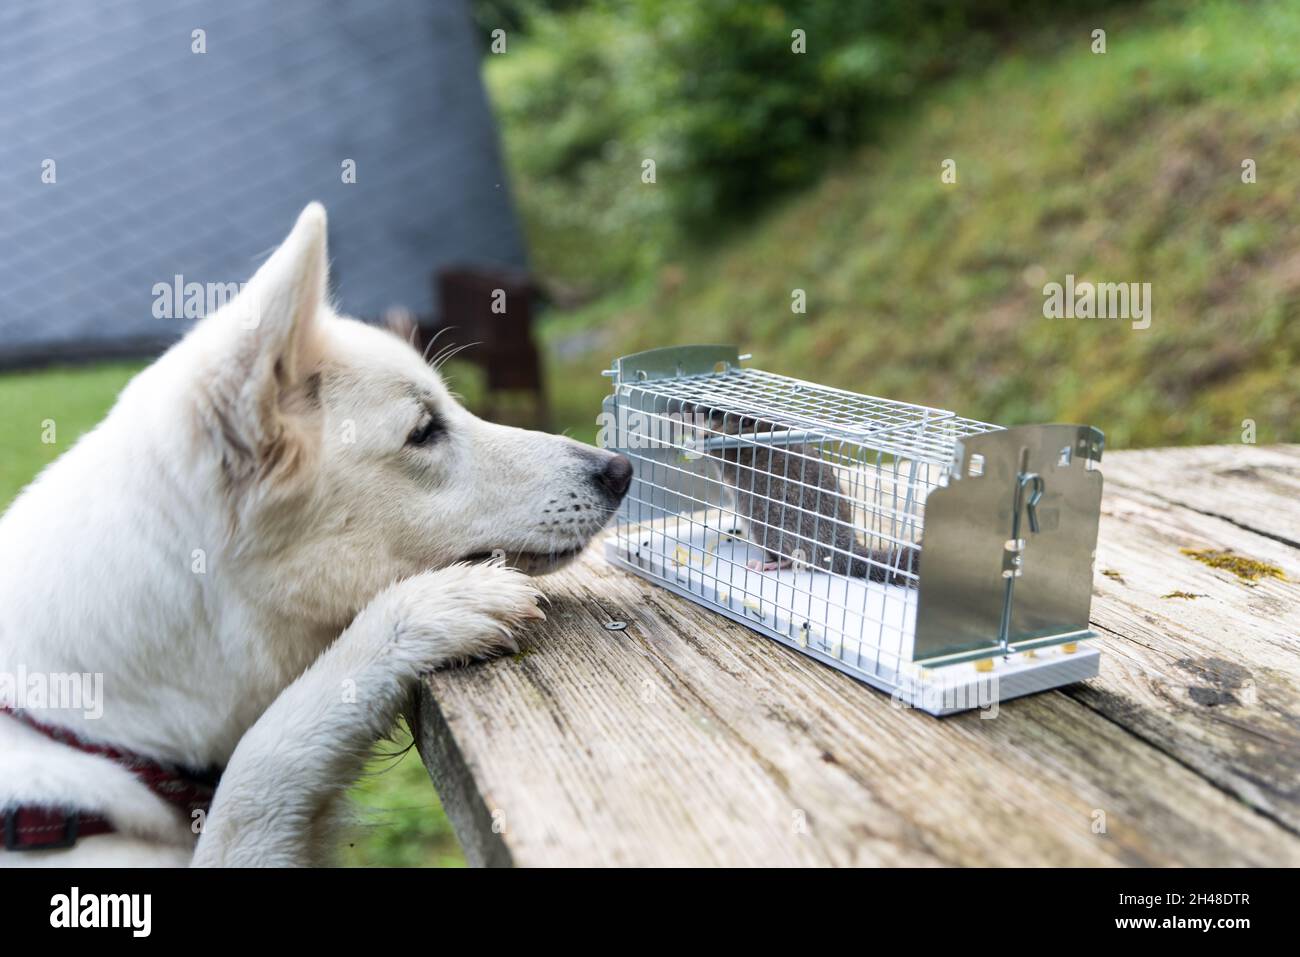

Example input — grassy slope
[0,365,463,866]
[536,0,1300,449]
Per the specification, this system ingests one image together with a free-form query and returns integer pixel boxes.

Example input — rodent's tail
[845,540,921,585]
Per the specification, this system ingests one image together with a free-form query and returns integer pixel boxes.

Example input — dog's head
[169,203,630,627]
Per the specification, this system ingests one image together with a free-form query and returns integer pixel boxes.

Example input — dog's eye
[406,414,444,447]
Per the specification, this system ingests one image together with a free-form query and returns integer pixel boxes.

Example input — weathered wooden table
[414,444,1300,866]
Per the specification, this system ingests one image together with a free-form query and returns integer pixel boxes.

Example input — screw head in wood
[604,620,628,632]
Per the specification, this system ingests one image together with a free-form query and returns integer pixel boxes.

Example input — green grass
[0,362,464,867]
[338,722,465,868]
[0,363,144,505]
[523,0,1300,449]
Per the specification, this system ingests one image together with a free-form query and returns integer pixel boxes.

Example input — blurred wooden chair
[385,265,548,429]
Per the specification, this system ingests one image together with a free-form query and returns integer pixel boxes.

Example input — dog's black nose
[596,453,633,499]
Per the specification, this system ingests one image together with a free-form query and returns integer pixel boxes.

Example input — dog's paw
[380,563,546,672]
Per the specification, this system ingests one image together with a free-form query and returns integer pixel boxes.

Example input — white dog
[0,204,632,866]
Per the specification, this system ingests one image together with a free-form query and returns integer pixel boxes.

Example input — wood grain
[414,445,1300,866]
[1079,472,1300,832]
[1102,444,1300,547]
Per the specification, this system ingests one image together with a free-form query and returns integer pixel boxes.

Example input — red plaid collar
[1,705,221,851]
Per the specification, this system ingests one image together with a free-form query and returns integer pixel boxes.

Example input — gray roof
[0,0,526,367]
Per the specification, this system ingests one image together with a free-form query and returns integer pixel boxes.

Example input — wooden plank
[414,444,1300,865]
[1102,444,1300,547]
[1073,450,1300,831]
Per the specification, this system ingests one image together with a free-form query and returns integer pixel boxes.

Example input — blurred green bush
[482,0,1141,293]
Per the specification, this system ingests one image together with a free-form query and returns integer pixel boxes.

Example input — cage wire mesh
[600,346,1103,715]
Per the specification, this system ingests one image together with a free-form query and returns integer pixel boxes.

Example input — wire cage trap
[598,345,1104,715]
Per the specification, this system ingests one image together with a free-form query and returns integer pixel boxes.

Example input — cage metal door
[1005,426,1104,648]
[913,424,1103,664]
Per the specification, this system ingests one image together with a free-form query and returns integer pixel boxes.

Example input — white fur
[0,204,623,866]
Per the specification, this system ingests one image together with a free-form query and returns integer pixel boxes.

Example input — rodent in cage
[689,405,920,584]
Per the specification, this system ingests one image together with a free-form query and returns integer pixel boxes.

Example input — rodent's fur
[695,409,920,585]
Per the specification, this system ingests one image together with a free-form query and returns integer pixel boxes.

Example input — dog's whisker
[421,325,458,364]
[432,340,480,371]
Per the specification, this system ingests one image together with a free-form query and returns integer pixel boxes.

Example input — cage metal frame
[599,345,1103,715]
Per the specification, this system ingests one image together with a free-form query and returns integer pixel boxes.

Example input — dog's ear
[206,203,328,482]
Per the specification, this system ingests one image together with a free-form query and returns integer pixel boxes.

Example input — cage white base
[604,523,1099,716]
